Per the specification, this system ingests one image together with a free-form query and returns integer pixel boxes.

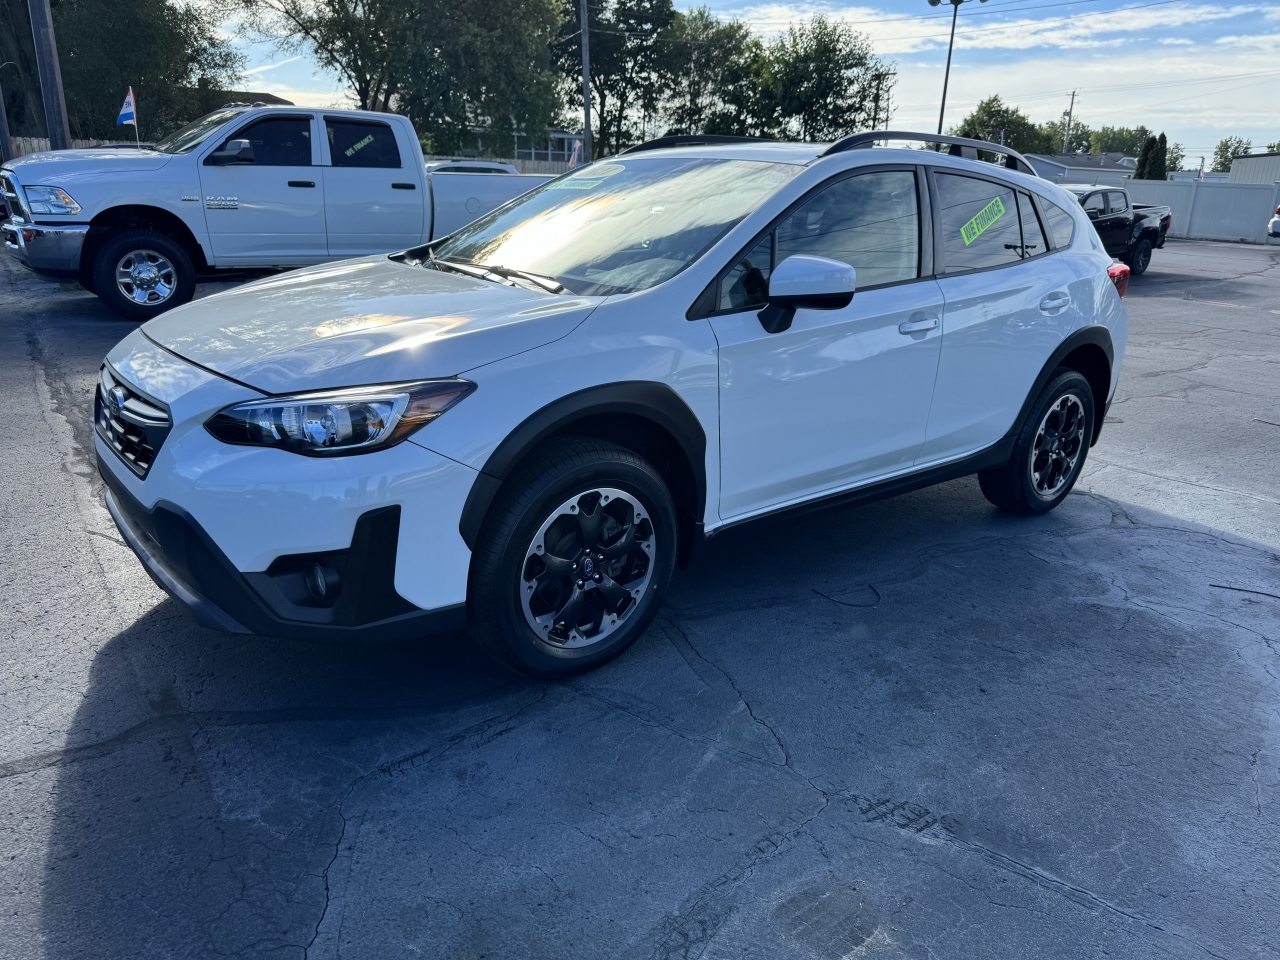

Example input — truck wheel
[978,370,1095,515]
[466,438,677,678]
[1125,238,1153,276]
[92,230,196,321]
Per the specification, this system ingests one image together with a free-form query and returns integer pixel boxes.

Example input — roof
[612,142,825,165]
[1025,152,1136,172]
[216,91,295,106]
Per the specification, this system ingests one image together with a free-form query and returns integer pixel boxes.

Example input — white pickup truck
[0,105,552,319]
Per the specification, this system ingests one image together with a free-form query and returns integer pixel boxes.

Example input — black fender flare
[458,381,708,551]
[1007,324,1114,448]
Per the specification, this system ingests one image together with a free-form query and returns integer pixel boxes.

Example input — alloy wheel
[519,487,656,648]
[115,249,177,305]
[1030,394,1087,499]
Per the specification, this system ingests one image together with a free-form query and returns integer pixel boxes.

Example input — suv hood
[143,257,599,394]
[5,148,173,182]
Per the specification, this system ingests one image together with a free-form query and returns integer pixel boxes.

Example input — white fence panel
[1124,180,1198,239]
[1122,179,1280,244]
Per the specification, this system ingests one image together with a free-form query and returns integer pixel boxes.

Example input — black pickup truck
[1063,184,1172,275]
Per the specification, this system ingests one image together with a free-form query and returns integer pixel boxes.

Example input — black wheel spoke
[600,526,636,560]
[554,589,585,631]
[596,574,632,613]
[535,553,575,583]
[576,507,603,549]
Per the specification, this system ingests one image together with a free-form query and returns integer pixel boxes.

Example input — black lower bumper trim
[99,456,465,641]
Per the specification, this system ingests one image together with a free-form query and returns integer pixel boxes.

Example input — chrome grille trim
[95,364,172,478]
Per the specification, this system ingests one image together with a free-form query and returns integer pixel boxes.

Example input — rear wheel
[979,370,1095,515]
[467,438,677,678]
[92,229,195,321]
[1125,237,1153,276]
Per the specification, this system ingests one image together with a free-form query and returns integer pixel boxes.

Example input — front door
[322,117,424,257]
[197,114,327,265]
[918,175,1083,464]
[710,168,945,520]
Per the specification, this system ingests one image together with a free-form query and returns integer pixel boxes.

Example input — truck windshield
[433,157,801,296]
[154,110,243,155]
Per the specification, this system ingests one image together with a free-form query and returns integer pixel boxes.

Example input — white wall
[1125,179,1280,244]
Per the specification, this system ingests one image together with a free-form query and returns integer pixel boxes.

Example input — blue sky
[230,0,1280,161]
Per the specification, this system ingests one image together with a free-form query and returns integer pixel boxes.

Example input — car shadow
[28,479,1280,959]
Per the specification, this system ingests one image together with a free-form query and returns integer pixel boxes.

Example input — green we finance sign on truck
[961,196,1006,246]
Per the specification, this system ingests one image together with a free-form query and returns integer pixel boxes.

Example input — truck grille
[94,365,171,478]
[0,173,22,221]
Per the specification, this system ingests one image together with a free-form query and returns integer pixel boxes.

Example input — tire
[92,229,196,321]
[466,438,677,679]
[978,369,1095,515]
[1125,237,1153,276]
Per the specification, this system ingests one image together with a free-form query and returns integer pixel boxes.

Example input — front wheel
[979,370,1095,515]
[92,229,196,321]
[467,438,677,678]
[1125,237,1153,276]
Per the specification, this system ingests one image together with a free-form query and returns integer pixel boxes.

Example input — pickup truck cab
[0,105,550,319]
[1063,184,1171,275]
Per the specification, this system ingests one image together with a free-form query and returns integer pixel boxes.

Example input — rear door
[1099,191,1134,253]
[197,113,327,264]
[918,173,1080,465]
[709,167,946,519]
[321,117,425,256]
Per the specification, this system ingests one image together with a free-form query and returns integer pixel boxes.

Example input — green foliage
[658,9,760,137]
[1268,139,1280,153]
[1166,141,1185,172]
[1090,125,1151,157]
[1212,136,1251,172]
[1147,132,1168,181]
[1037,115,1092,154]
[950,96,1049,154]
[1,0,242,140]
[1134,135,1156,179]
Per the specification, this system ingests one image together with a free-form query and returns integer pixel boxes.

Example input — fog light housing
[305,561,342,602]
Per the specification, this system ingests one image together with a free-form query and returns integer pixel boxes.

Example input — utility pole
[930,0,987,136]
[0,63,14,163]
[579,0,593,162]
[1062,90,1076,154]
[27,0,71,150]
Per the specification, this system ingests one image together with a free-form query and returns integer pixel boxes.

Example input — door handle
[391,182,417,190]
[898,317,939,335]
[1039,293,1071,312]
[288,180,315,188]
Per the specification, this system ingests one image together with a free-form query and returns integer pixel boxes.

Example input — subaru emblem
[108,385,126,417]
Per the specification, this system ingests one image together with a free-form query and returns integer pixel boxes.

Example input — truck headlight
[23,185,81,215]
[205,379,475,456]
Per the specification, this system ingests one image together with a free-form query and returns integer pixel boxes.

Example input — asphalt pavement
[1,240,1278,959]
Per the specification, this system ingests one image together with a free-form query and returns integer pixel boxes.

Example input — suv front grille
[94,365,171,478]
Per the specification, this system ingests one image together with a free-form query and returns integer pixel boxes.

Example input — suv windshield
[154,109,243,155]
[433,157,801,296]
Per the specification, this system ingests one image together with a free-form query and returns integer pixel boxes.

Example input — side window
[935,173,1021,273]
[719,234,772,311]
[1106,191,1129,215]
[775,170,919,288]
[220,117,312,166]
[327,120,402,168]
[1016,192,1048,259]
[1040,198,1076,249]
[1082,192,1105,218]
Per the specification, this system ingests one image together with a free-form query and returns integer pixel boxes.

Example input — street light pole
[929,0,987,136]
[579,0,593,162]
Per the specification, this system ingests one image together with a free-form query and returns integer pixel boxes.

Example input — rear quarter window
[1040,197,1077,249]
[935,173,1022,273]
[326,119,402,168]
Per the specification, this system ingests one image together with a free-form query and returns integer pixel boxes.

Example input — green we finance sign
[961,196,1006,246]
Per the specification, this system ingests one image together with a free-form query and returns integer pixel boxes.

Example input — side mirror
[209,139,254,165]
[758,255,856,334]
[1086,208,1100,220]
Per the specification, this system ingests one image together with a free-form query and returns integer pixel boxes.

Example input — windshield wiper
[431,258,509,285]
[477,264,566,294]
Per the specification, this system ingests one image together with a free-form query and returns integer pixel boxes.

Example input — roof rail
[621,134,774,155]
[821,131,1038,176]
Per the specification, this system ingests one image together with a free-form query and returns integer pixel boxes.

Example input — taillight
[1108,262,1130,298]
[1275,204,1280,216]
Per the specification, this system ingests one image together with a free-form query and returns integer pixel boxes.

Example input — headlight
[204,379,475,456]
[23,185,81,215]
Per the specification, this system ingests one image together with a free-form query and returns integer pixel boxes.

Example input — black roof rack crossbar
[621,134,774,155]
[820,131,1038,175]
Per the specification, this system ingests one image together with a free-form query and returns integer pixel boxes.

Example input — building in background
[1228,152,1280,185]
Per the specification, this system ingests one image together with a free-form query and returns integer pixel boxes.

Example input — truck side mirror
[209,139,254,165]
[757,255,856,334]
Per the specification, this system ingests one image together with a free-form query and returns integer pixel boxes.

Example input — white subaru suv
[95,132,1128,677]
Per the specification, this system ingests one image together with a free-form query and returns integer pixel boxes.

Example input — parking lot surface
[2,240,1278,959]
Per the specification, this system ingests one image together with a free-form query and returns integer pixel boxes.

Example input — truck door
[197,114,327,265]
[1101,191,1134,253]
[321,117,424,257]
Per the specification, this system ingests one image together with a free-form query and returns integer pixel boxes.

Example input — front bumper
[100,458,465,641]
[2,215,89,278]
[1269,217,1280,239]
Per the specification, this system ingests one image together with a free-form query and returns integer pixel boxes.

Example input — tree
[1090,125,1151,157]
[1212,136,1251,173]
[2,0,242,140]
[556,0,676,157]
[765,15,894,141]
[1134,135,1156,179]
[1147,132,1168,181]
[396,0,563,155]
[1268,139,1280,153]
[1167,141,1185,172]
[658,8,757,136]
[951,96,1047,154]
[1037,115,1092,154]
